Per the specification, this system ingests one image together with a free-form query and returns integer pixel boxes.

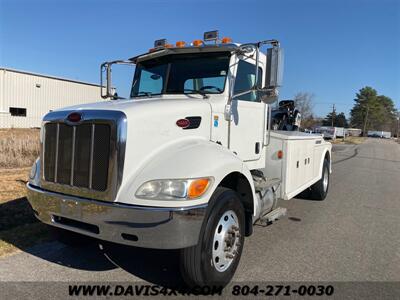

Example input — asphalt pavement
[1,139,399,287]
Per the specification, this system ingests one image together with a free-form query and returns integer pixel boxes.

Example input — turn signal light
[188,178,210,199]
[192,39,203,47]
[277,150,283,159]
[221,37,232,44]
[175,41,186,47]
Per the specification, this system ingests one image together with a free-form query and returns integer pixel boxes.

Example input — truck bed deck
[271,131,323,140]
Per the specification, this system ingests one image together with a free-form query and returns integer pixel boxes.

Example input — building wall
[0,69,105,128]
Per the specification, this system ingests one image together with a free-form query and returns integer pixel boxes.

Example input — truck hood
[53,96,212,198]
[54,95,209,112]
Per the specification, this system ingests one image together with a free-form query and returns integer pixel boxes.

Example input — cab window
[233,60,262,102]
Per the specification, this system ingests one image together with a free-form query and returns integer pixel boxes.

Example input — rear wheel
[180,187,245,287]
[310,159,330,200]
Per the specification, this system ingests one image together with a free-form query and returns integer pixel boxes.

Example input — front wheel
[180,187,245,287]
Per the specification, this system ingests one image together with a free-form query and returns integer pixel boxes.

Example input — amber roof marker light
[192,39,204,47]
[175,41,186,48]
[221,37,232,44]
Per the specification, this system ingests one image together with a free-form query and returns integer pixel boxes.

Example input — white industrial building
[0,68,105,128]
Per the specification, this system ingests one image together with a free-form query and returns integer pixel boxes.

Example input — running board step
[259,207,287,225]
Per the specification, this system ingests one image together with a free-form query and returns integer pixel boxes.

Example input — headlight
[29,159,38,179]
[135,177,212,200]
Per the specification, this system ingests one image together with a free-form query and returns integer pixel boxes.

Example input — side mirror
[260,47,284,104]
[265,47,284,89]
[100,60,135,99]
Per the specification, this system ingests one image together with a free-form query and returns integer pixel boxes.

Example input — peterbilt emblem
[67,112,83,123]
[176,118,190,128]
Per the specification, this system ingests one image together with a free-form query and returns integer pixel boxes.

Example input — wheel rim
[212,210,240,272]
[323,168,329,192]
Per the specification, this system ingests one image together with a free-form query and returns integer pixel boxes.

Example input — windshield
[130,52,230,98]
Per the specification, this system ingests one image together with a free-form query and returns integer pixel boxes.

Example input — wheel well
[218,172,254,236]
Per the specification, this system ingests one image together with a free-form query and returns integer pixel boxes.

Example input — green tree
[350,87,396,136]
[374,95,397,131]
[322,112,348,127]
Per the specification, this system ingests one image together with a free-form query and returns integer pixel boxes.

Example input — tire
[310,159,330,200]
[50,226,93,247]
[180,187,245,287]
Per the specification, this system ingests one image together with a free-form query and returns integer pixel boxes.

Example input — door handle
[255,142,260,154]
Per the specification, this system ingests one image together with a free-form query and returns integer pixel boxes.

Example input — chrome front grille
[40,110,127,201]
[44,123,111,191]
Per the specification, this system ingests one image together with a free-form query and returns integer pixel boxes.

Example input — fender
[116,137,257,209]
[318,146,332,178]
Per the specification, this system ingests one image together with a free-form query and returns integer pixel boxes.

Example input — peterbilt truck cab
[27,31,332,287]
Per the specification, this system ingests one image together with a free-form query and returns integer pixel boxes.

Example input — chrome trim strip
[42,127,46,181]
[89,124,95,189]
[54,123,60,183]
[70,126,76,185]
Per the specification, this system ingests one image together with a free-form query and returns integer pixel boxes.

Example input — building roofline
[0,67,102,87]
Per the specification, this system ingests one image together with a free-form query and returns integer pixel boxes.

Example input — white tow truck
[27,31,332,287]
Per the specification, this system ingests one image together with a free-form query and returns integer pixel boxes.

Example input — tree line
[350,86,398,135]
[292,87,398,136]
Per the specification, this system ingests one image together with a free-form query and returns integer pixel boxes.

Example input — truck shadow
[1,196,184,286]
[99,242,185,288]
[294,190,322,201]
[0,196,114,271]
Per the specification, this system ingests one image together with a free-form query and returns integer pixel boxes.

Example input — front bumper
[27,183,207,249]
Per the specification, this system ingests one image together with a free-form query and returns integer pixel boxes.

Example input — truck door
[229,59,265,161]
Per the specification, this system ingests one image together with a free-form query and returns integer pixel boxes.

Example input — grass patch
[0,128,40,168]
[331,136,366,145]
[0,168,51,257]
[0,129,57,256]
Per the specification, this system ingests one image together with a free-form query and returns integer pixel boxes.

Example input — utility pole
[397,112,400,143]
[331,104,336,127]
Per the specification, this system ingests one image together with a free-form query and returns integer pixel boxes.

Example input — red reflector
[176,118,190,128]
[67,112,82,123]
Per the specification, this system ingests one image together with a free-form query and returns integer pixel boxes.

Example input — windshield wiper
[183,89,209,98]
[136,91,153,97]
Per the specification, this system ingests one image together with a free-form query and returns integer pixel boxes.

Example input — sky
[1,0,399,118]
